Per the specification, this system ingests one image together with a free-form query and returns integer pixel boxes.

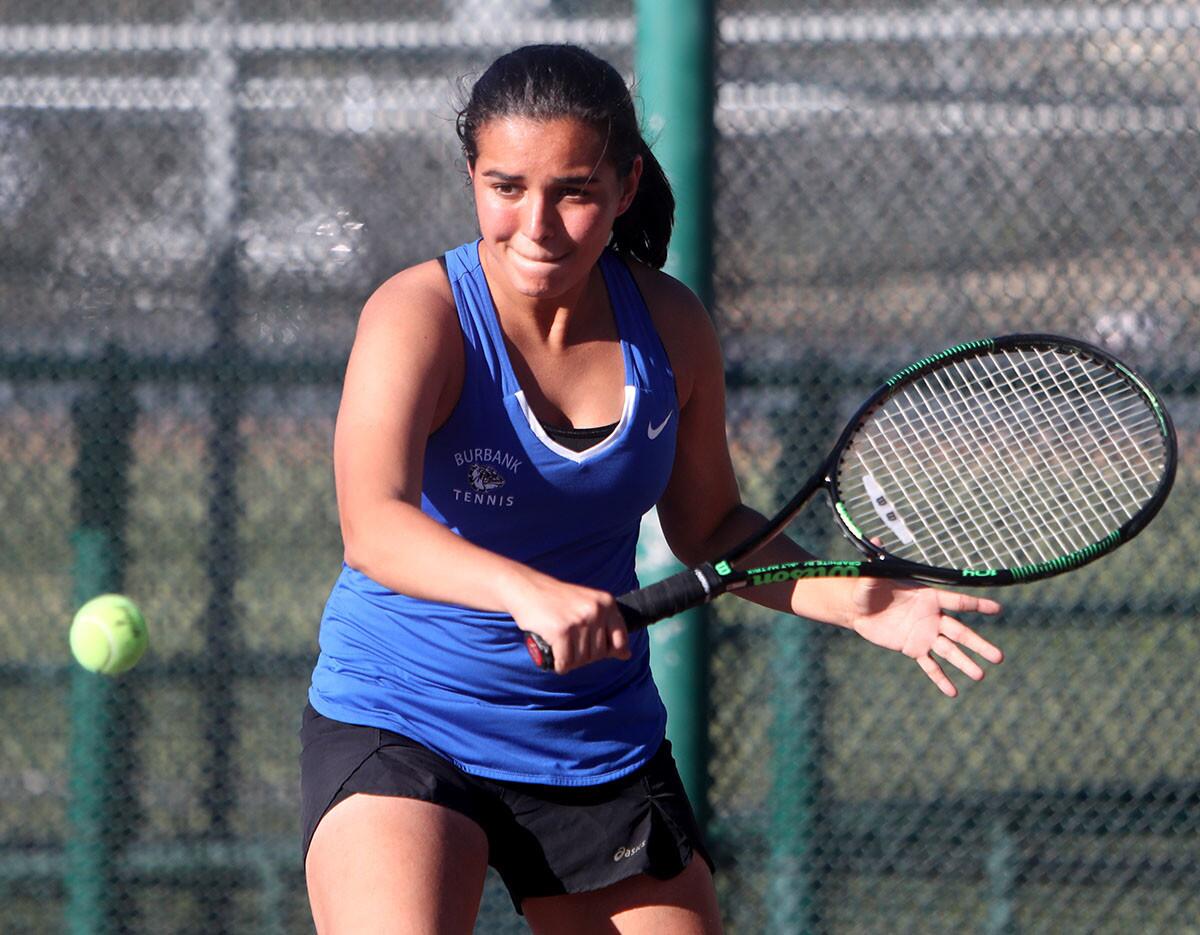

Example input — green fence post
[198,19,243,926]
[768,615,823,934]
[768,390,831,935]
[635,0,715,308]
[65,345,138,935]
[985,820,1019,935]
[634,0,716,826]
[638,511,709,827]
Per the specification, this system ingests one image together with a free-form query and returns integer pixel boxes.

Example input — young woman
[300,44,1004,934]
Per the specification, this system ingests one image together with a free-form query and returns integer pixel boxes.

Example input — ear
[615,154,643,217]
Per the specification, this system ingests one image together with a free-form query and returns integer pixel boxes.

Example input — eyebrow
[480,169,598,186]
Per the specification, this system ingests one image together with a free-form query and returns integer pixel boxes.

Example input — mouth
[510,245,569,266]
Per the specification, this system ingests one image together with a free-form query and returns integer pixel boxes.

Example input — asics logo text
[613,839,648,862]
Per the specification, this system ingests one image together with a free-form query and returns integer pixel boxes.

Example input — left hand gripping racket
[524,333,1177,670]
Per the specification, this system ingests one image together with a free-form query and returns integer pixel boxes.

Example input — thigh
[523,855,722,935]
[306,793,489,935]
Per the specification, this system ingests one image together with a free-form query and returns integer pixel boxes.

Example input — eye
[492,182,519,196]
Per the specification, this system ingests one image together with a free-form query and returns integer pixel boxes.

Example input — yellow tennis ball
[69,594,148,675]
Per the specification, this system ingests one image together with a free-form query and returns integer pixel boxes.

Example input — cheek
[474,194,517,238]
[561,203,613,243]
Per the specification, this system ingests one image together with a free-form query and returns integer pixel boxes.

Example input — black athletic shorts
[299,702,714,912]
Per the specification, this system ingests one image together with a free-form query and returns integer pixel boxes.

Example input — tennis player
[301,43,1004,934]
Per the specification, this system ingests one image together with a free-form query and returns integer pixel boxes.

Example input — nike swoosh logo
[647,412,673,440]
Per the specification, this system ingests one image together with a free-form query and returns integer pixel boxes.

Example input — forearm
[342,498,633,673]
[341,499,546,616]
[683,504,859,628]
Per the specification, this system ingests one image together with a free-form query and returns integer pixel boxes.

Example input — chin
[512,276,562,299]
[508,260,573,297]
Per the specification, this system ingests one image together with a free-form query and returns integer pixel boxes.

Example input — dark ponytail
[456,44,675,269]
[611,140,674,269]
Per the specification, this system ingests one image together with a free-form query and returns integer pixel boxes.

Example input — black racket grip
[616,565,720,631]
[523,565,720,671]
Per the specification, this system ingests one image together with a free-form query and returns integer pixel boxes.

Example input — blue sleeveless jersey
[309,241,679,784]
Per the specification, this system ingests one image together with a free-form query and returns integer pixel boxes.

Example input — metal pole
[768,615,823,934]
[196,4,242,930]
[767,395,831,935]
[638,512,710,828]
[634,0,716,826]
[65,346,138,935]
[634,0,715,307]
[985,819,1020,935]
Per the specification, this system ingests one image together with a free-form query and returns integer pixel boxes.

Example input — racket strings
[960,350,1128,556]
[857,360,1071,568]
[999,350,1163,520]
[1015,359,1157,534]
[862,395,1079,569]
[839,345,1167,571]
[937,349,1159,562]
[926,359,1076,561]
[871,369,1067,568]
[863,382,1021,567]
[929,349,1161,564]
[944,352,1118,559]
[913,364,1070,565]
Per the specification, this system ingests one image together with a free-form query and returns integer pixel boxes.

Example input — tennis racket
[524,333,1177,670]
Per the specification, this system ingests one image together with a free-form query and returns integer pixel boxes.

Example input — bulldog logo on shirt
[467,464,505,492]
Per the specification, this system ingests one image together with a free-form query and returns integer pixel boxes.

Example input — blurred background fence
[1,1,1198,932]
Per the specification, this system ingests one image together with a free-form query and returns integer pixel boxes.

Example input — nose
[523,192,556,244]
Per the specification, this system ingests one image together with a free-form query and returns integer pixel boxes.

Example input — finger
[554,641,573,675]
[591,620,609,659]
[916,653,958,698]
[557,627,590,674]
[940,591,1003,617]
[609,621,631,659]
[940,617,1004,664]
[576,625,595,666]
[932,634,985,681]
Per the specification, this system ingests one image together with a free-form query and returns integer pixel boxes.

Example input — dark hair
[456,44,674,269]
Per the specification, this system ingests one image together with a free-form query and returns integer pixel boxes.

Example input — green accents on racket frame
[524,333,1177,670]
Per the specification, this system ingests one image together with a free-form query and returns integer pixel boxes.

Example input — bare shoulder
[343,258,462,427]
[626,261,723,408]
[357,258,456,340]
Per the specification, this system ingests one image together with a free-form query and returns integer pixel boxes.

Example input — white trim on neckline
[514,385,636,464]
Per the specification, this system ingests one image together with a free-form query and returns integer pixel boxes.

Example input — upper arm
[633,268,742,565]
[333,261,461,553]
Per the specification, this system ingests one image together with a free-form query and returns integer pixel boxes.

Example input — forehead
[472,116,610,172]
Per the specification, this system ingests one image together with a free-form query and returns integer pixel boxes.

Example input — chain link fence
[1,1,1197,932]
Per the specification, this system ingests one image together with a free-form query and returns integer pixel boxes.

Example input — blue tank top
[309,241,679,784]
